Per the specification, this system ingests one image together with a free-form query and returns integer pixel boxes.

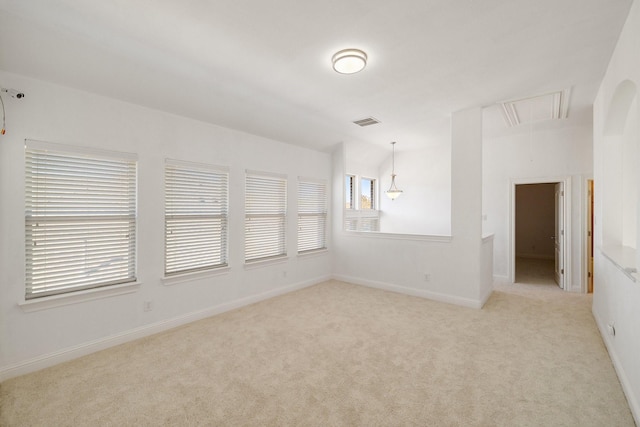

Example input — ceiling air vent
[352,117,380,127]
[499,88,571,127]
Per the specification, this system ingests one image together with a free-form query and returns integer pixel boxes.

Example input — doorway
[515,183,558,285]
[510,177,570,290]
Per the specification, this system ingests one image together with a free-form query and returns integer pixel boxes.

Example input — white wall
[482,112,593,291]
[333,108,492,308]
[621,97,638,248]
[592,0,640,423]
[378,144,451,236]
[0,71,332,379]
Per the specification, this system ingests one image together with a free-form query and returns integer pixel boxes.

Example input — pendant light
[386,141,403,200]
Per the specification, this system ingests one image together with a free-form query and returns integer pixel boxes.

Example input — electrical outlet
[424,273,431,282]
[143,301,153,312]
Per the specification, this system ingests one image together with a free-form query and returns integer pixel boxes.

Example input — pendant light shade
[386,141,403,200]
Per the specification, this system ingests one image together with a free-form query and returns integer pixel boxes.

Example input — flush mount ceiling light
[332,49,367,74]
[386,141,403,200]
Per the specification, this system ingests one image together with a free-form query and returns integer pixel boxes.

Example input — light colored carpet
[0,280,634,426]
[515,257,557,286]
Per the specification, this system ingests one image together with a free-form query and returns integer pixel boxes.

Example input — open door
[554,183,565,289]
[511,177,571,288]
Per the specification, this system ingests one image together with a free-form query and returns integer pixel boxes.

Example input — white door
[554,183,564,289]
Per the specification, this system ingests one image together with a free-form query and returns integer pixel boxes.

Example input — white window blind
[25,142,137,300]
[298,179,327,253]
[344,210,380,232]
[345,217,358,232]
[359,216,380,232]
[245,172,287,263]
[165,160,228,276]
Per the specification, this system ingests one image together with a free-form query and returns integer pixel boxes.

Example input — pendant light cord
[391,142,396,174]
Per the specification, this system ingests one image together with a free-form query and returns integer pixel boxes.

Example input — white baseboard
[0,276,329,382]
[479,283,494,308]
[592,306,640,426]
[569,282,584,293]
[493,274,510,284]
[332,274,484,309]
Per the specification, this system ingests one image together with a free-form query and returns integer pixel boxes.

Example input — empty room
[1,1,639,425]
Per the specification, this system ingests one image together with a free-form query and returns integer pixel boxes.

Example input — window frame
[297,177,328,254]
[345,174,355,210]
[24,140,138,300]
[344,174,380,232]
[244,170,288,264]
[360,176,377,210]
[164,159,229,277]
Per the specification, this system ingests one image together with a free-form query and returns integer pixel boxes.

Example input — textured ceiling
[0,0,633,152]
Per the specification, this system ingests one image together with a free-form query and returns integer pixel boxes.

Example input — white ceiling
[0,0,633,152]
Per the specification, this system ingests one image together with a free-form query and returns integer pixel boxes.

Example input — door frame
[509,176,572,289]
[584,177,594,293]
[554,182,565,288]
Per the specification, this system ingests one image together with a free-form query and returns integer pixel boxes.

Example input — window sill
[343,231,452,243]
[600,245,638,282]
[244,256,289,270]
[297,248,329,259]
[19,281,141,313]
[162,266,230,286]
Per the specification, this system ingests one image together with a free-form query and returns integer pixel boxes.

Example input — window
[344,174,380,232]
[298,179,327,253]
[165,160,228,276]
[360,177,376,209]
[345,175,355,209]
[245,171,287,263]
[25,141,137,299]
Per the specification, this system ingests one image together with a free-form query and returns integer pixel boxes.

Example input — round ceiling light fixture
[332,49,368,74]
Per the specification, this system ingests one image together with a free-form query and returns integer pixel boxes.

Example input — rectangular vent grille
[352,117,380,127]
